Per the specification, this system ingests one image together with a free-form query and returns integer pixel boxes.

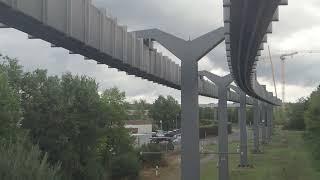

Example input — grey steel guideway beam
[223,0,287,104]
[230,85,248,167]
[253,99,261,153]
[0,0,272,106]
[199,71,233,180]
[135,28,225,180]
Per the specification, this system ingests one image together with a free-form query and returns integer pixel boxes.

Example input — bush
[283,98,307,130]
[304,86,320,169]
[0,138,62,180]
[139,143,165,167]
[199,123,232,139]
[200,125,218,138]
[110,152,140,180]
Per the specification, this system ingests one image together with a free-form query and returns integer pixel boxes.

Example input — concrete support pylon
[253,99,261,153]
[266,104,273,143]
[134,28,225,180]
[200,71,233,180]
[270,106,274,136]
[267,92,274,142]
[230,85,248,167]
[261,103,267,145]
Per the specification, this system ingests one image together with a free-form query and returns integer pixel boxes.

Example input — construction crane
[280,52,298,105]
[259,50,320,106]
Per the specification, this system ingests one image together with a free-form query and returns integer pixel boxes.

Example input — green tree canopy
[284,97,308,130]
[131,99,150,120]
[150,95,180,131]
[0,53,142,180]
[304,86,320,164]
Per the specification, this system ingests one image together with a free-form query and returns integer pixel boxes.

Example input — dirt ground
[140,152,181,180]
[140,128,246,180]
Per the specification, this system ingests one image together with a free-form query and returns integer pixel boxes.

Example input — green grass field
[201,130,320,180]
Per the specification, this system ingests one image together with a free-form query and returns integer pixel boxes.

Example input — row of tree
[0,54,139,180]
[282,85,320,170]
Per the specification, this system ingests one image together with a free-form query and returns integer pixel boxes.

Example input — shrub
[139,143,165,167]
[200,125,218,138]
[0,138,62,180]
[199,123,232,139]
[109,152,140,180]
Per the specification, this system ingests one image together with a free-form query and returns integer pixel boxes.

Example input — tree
[98,87,139,179]
[100,87,128,126]
[20,71,106,180]
[199,107,214,124]
[0,138,62,180]
[0,53,140,180]
[228,107,238,123]
[0,57,22,141]
[0,54,23,92]
[131,99,150,120]
[150,95,180,131]
[304,86,320,166]
[284,98,308,130]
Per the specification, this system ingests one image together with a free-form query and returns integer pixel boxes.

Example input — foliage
[110,152,141,180]
[97,127,135,168]
[0,53,142,180]
[0,72,21,141]
[130,99,150,120]
[283,98,308,130]
[100,87,128,125]
[20,71,106,179]
[273,107,286,125]
[139,143,164,167]
[0,138,62,180]
[199,125,218,138]
[246,107,253,125]
[199,107,215,122]
[150,95,180,131]
[304,85,320,169]
[199,124,232,139]
[228,108,238,123]
[0,54,23,92]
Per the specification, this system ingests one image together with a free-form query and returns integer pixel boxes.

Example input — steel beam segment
[0,22,9,28]
[200,71,233,180]
[181,59,199,180]
[253,99,261,153]
[230,85,248,166]
[218,86,230,180]
[134,28,225,61]
[133,28,224,180]
[261,103,267,145]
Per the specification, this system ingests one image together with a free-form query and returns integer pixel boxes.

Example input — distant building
[125,120,152,147]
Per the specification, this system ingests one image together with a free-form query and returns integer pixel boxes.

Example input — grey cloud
[0,0,319,103]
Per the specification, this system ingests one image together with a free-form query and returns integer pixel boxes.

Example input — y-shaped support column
[230,85,248,167]
[261,103,267,145]
[253,99,261,153]
[266,104,272,143]
[267,93,274,142]
[200,71,233,180]
[134,28,225,180]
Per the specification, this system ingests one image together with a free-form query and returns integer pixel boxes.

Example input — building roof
[125,120,152,125]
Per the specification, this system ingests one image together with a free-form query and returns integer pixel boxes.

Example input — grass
[201,129,320,180]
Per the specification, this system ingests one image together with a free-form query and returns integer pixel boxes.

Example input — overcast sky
[0,0,319,103]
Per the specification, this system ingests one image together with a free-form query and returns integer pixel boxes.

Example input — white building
[125,120,152,147]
